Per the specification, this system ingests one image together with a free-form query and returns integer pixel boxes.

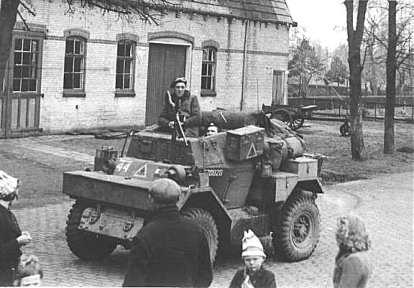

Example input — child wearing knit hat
[13,254,43,286]
[229,230,276,288]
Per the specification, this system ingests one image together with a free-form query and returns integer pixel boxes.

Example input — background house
[0,0,294,137]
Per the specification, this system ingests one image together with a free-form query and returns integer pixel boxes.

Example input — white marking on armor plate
[134,164,147,177]
[116,160,132,172]
[205,168,223,177]
[246,143,257,159]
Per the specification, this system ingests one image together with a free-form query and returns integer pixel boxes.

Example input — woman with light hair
[333,214,372,288]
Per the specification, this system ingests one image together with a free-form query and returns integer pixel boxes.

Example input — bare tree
[364,0,413,153]
[0,0,174,91]
[288,38,326,98]
[344,0,369,160]
[384,0,397,154]
[364,0,414,94]
[326,56,348,87]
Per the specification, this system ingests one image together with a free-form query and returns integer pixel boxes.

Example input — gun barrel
[176,113,188,146]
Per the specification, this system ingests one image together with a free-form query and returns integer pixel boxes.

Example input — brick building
[0,0,294,137]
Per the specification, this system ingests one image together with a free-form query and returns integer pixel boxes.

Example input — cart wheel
[291,118,305,130]
[271,109,293,128]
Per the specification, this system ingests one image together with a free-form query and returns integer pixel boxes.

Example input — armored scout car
[62,112,324,263]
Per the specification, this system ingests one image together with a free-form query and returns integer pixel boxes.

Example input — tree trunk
[299,75,305,98]
[368,44,377,96]
[345,0,368,161]
[384,0,397,154]
[0,0,19,92]
[348,49,366,160]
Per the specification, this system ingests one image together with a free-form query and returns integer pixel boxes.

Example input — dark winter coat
[0,205,22,286]
[229,267,276,288]
[333,251,371,288]
[123,205,212,287]
[158,90,201,136]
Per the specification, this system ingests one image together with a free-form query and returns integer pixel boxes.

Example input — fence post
[374,103,377,121]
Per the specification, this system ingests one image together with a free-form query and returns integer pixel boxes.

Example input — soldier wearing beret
[123,178,212,287]
[158,77,201,137]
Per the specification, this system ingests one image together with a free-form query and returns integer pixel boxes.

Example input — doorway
[1,36,42,138]
[145,43,187,126]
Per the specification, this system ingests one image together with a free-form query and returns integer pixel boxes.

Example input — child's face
[243,255,264,272]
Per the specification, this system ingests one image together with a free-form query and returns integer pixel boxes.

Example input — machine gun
[167,90,188,146]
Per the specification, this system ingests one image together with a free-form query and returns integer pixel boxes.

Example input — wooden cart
[262,104,318,130]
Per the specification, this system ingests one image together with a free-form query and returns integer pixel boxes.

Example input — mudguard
[179,186,232,244]
[295,179,324,194]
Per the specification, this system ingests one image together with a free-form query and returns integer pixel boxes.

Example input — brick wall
[18,0,290,132]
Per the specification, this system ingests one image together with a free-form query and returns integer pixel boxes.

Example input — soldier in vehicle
[206,123,219,136]
[158,77,201,137]
[123,178,213,287]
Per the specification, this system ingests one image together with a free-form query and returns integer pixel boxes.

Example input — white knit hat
[0,170,19,201]
[241,230,266,258]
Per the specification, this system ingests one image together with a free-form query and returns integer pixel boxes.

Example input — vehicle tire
[272,192,320,262]
[66,201,117,260]
[182,208,219,264]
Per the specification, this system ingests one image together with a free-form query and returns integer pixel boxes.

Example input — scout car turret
[63,111,324,263]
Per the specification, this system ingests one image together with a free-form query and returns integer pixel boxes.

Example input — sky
[286,0,348,51]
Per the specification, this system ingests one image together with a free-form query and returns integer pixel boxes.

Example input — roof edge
[145,2,295,26]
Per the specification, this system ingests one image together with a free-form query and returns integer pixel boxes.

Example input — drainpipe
[240,20,249,111]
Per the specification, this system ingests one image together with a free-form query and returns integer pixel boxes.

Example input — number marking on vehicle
[205,168,223,177]
[116,160,132,173]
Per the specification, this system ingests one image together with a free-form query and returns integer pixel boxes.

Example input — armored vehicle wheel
[182,208,218,264]
[66,201,117,260]
[273,192,320,262]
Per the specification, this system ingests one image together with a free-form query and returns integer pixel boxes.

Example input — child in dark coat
[229,230,276,288]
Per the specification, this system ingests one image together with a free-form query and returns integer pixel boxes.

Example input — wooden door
[0,89,5,138]
[1,36,42,138]
[145,43,186,126]
[272,70,285,105]
[1,73,6,137]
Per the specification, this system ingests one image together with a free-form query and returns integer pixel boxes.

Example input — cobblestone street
[1,135,413,287]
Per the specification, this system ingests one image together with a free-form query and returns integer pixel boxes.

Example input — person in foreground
[0,171,32,286]
[229,230,276,288]
[333,214,372,288]
[123,178,212,287]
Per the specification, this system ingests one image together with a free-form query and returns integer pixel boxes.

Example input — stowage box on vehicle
[225,125,265,161]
